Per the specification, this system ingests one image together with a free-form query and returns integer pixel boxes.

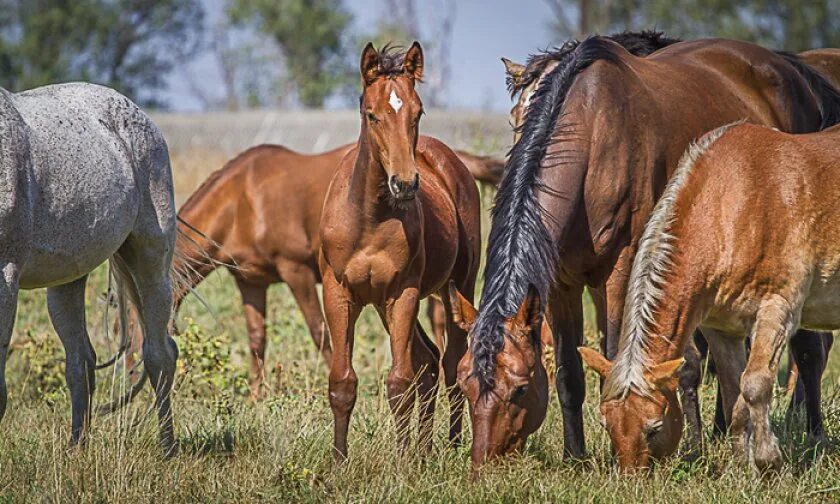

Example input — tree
[0,0,204,107]
[544,0,840,52]
[228,0,353,108]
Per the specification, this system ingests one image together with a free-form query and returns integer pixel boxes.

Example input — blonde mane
[602,121,741,399]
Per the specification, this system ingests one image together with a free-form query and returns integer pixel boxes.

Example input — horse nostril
[410,173,420,192]
[389,174,401,194]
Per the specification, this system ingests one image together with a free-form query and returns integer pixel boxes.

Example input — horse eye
[512,384,528,399]
[645,420,664,437]
[366,111,378,123]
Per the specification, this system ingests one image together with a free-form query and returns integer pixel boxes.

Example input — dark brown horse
[450,35,840,471]
[105,142,499,402]
[319,42,480,459]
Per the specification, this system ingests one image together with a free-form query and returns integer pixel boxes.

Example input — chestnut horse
[449,35,840,471]
[503,31,839,446]
[319,42,480,459]
[581,122,840,472]
[103,144,499,402]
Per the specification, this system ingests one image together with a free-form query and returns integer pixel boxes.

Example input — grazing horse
[0,83,178,453]
[449,35,840,471]
[105,145,496,401]
[581,123,840,472]
[504,31,839,448]
[319,43,480,459]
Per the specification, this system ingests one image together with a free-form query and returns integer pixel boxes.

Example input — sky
[163,0,558,112]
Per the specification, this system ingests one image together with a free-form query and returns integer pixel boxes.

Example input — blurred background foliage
[0,0,838,108]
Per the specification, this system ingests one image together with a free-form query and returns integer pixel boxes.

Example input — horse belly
[19,141,138,289]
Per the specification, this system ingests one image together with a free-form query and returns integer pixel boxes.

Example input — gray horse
[0,83,178,454]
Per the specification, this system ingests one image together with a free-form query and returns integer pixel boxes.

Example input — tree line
[1,0,837,109]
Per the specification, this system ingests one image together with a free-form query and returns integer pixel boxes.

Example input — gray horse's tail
[96,220,233,415]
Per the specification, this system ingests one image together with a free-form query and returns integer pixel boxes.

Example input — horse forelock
[603,122,741,400]
[473,36,624,393]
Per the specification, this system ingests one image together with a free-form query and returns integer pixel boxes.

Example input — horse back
[177,143,351,281]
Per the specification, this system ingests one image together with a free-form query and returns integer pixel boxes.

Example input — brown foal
[582,123,840,472]
[110,143,498,400]
[319,43,480,459]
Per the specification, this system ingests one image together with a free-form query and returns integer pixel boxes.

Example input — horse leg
[115,241,178,456]
[0,263,21,422]
[47,276,96,445]
[703,329,746,437]
[384,286,422,454]
[413,321,439,454]
[438,286,470,446]
[426,296,446,352]
[279,261,332,363]
[679,337,703,459]
[322,267,361,461]
[788,329,830,442]
[547,285,587,459]
[235,279,268,400]
[735,297,795,471]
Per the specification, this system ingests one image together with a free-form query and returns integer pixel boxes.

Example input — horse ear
[578,347,613,378]
[360,42,380,86]
[647,358,684,391]
[502,57,525,86]
[449,280,477,331]
[403,41,424,82]
[513,285,541,330]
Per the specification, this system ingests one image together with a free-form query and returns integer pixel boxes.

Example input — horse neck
[347,128,402,223]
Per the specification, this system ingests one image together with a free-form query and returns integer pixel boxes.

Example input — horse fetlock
[753,437,782,472]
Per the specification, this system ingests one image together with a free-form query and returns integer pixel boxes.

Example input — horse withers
[0,83,178,454]
[581,123,840,472]
[319,43,481,460]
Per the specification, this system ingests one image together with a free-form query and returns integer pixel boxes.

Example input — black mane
[508,30,679,96]
[473,36,624,392]
[774,50,840,129]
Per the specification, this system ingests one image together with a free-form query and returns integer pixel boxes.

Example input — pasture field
[0,113,838,502]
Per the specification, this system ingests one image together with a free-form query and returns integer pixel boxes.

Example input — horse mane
[775,51,840,129]
[472,37,624,392]
[508,30,680,97]
[602,122,741,400]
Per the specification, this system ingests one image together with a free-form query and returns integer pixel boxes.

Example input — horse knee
[329,372,357,415]
[741,370,773,407]
[386,371,414,401]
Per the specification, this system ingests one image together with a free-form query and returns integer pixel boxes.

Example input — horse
[0,83,178,454]
[448,35,840,471]
[319,42,481,459]
[504,32,839,446]
[101,145,498,402]
[580,122,840,472]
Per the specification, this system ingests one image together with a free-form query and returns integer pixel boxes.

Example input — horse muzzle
[388,173,420,200]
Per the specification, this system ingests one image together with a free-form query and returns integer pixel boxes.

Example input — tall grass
[0,135,838,502]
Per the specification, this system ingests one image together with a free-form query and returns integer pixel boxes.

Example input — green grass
[0,263,838,503]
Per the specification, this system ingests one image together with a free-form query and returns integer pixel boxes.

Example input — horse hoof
[753,444,782,474]
[162,441,179,459]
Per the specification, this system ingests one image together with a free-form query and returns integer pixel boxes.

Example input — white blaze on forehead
[389,89,403,113]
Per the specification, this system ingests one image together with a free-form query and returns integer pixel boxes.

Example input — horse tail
[96,254,148,415]
[776,50,840,129]
[96,219,233,415]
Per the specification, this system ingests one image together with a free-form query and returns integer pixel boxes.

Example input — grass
[0,147,838,503]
